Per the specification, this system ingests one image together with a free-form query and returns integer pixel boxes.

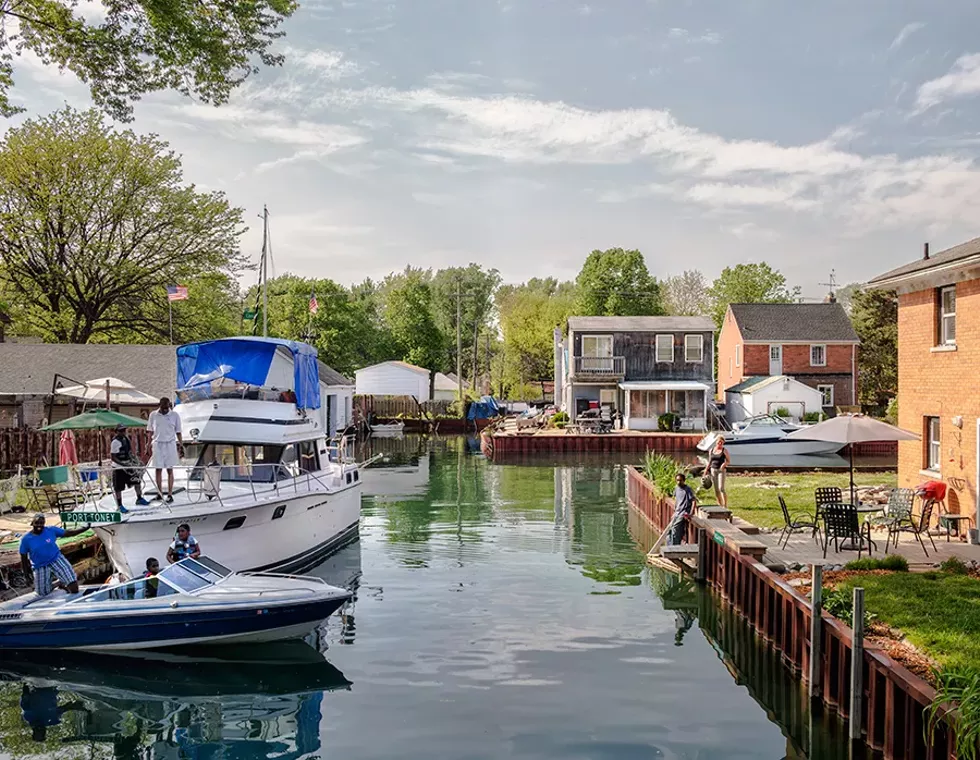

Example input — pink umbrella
[58,430,78,466]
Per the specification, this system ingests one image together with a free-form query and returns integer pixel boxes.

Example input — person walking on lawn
[19,514,86,597]
[147,397,183,503]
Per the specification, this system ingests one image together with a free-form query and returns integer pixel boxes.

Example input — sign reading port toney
[60,511,122,524]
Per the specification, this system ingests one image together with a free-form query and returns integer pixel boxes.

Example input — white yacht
[75,337,362,578]
[697,414,845,457]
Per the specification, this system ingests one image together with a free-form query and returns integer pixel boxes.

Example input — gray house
[555,316,716,431]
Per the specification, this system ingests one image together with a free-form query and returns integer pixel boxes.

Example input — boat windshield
[158,562,214,593]
[177,557,231,584]
[73,576,180,604]
[192,556,234,578]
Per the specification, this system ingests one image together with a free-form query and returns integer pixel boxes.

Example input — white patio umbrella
[785,414,920,503]
[57,377,159,407]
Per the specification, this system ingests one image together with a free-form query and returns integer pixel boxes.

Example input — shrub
[844,555,909,572]
[551,411,569,424]
[555,421,566,429]
[657,412,677,432]
[643,453,683,497]
[928,666,980,760]
[774,407,791,419]
[803,411,822,423]
[941,556,971,575]
[821,586,876,628]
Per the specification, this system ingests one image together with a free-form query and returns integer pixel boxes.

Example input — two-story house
[716,303,860,412]
[555,316,716,431]
[868,239,980,537]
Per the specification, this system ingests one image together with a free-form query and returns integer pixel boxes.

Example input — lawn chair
[777,494,821,549]
[868,488,929,555]
[813,486,843,536]
[821,503,872,559]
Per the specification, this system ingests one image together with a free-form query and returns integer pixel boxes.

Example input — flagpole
[168,296,174,345]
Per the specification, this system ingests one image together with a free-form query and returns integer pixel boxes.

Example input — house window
[735,344,741,367]
[684,335,704,363]
[817,384,834,407]
[810,344,827,367]
[939,287,956,345]
[926,416,941,471]
[582,335,613,358]
[655,334,674,363]
[630,390,666,418]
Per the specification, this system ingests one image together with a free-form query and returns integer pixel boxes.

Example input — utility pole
[456,278,463,417]
[472,319,479,393]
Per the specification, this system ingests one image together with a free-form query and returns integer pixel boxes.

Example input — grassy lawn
[836,571,980,671]
[723,471,898,529]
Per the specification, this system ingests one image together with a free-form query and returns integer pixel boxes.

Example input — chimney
[924,242,930,260]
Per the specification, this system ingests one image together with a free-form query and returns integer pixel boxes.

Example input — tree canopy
[575,248,662,316]
[381,267,445,371]
[1,0,296,120]
[707,262,800,326]
[662,270,710,316]
[851,287,897,410]
[0,107,245,343]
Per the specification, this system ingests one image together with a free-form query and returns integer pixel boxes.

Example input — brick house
[717,303,860,412]
[868,239,980,533]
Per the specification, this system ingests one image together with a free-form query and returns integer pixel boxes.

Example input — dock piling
[808,564,822,699]
[849,587,865,741]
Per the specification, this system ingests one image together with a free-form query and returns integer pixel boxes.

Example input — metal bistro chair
[777,494,821,549]
[822,504,873,559]
[813,486,843,537]
[868,488,933,555]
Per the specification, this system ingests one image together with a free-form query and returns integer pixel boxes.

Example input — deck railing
[571,355,626,378]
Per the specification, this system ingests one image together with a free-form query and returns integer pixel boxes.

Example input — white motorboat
[0,557,350,651]
[67,337,362,578]
[370,421,405,435]
[697,414,845,457]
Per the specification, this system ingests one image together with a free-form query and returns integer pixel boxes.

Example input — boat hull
[0,595,348,651]
[95,487,361,577]
[719,438,844,457]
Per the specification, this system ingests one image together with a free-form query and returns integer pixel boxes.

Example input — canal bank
[0,436,861,759]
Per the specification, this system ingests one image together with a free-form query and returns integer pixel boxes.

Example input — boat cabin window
[184,443,287,483]
[80,577,179,603]
[282,440,319,475]
[177,381,295,404]
[179,557,231,583]
[159,563,214,592]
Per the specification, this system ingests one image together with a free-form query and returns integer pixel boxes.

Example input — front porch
[621,381,711,432]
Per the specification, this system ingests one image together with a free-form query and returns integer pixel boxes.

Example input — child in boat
[167,524,201,564]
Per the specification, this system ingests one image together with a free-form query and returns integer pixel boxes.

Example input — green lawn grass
[836,572,980,671]
[722,471,898,529]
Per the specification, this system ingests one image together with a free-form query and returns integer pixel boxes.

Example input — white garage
[725,375,824,424]
[354,360,432,400]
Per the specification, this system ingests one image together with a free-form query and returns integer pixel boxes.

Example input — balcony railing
[572,355,626,378]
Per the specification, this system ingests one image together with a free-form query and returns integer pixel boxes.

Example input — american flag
[309,291,319,315]
[166,285,188,302]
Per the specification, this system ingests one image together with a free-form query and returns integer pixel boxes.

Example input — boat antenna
[819,269,838,303]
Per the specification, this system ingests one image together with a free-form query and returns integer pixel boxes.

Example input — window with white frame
[926,416,941,471]
[817,384,834,407]
[684,335,704,363]
[655,334,674,363]
[735,344,741,367]
[810,344,827,367]
[939,287,956,345]
[581,335,613,358]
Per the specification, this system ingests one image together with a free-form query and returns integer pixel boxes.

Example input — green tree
[575,248,662,316]
[662,270,710,316]
[851,288,897,410]
[0,0,296,120]
[707,262,800,326]
[497,278,576,398]
[382,267,444,373]
[431,264,501,388]
[0,108,245,344]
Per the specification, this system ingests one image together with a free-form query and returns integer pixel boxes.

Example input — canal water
[0,436,859,759]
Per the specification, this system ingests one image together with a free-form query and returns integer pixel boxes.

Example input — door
[769,344,783,375]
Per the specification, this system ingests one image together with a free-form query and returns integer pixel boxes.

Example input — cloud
[915,53,980,111]
[667,28,722,45]
[282,46,363,80]
[889,22,924,51]
[577,5,593,16]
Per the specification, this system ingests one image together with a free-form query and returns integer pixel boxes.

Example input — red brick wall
[779,344,854,374]
[716,310,744,398]
[897,280,980,520]
[743,344,770,376]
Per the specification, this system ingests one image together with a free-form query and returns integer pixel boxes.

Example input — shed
[433,372,459,402]
[725,375,824,423]
[355,361,432,400]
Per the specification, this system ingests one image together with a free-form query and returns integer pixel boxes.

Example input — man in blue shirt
[668,473,698,546]
[19,514,84,596]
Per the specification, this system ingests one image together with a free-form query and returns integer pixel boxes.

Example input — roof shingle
[868,237,980,285]
[729,303,859,343]
[567,316,714,332]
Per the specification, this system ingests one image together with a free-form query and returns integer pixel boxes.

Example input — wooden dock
[482,428,702,459]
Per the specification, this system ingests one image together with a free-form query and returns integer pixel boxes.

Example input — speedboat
[0,556,351,651]
[697,414,845,457]
[370,421,405,435]
[66,338,363,577]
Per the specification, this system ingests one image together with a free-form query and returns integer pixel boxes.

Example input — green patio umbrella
[40,408,147,431]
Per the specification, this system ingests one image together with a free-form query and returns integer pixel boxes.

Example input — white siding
[355,362,431,400]
[726,377,823,423]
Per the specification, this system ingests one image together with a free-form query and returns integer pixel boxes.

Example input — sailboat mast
[261,205,269,338]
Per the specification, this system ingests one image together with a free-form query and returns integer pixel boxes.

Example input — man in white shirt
[147,397,183,503]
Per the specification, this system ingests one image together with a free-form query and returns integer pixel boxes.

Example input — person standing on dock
[668,473,697,546]
[147,397,183,503]
[19,514,84,597]
[704,437,730,507]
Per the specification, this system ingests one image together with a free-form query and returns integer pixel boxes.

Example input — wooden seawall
[482,431,701,459]
[627,466,956,759]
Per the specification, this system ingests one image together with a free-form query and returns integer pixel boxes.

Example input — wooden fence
[626,466,957,760]
[354,395,456,419]
[0,428,152,474]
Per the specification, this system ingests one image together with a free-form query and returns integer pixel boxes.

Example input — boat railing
[238,571,330,586]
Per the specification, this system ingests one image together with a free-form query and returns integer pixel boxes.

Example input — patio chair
[777,494,821,549]
[821,503,872,559]
[813,486,843,536]
[868,488,929,555]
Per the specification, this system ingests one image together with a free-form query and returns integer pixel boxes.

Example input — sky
[11,0,980,299]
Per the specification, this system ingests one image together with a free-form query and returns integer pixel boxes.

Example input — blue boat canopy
[467,396,500,421]
[177,338,321,410]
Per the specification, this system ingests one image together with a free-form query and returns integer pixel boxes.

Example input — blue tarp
[177,337,321,410]
[467,395,501,420]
